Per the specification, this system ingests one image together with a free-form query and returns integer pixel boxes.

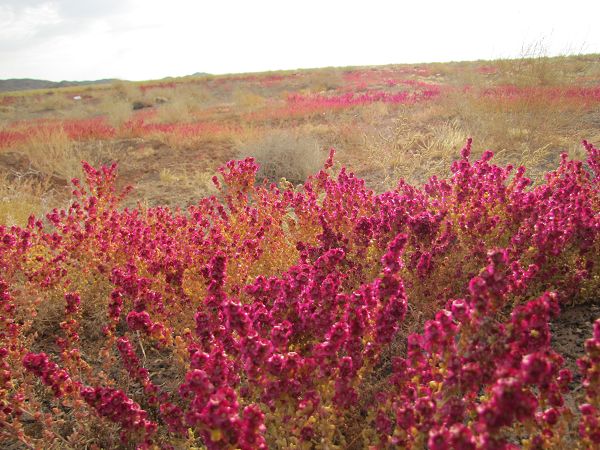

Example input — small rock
[132,100,153,110]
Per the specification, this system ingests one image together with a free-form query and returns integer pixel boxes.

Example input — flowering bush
[0,139,598,448]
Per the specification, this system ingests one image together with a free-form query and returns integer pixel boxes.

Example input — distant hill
[0,78,118,93]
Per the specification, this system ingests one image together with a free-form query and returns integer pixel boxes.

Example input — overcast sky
[1,0,599,81]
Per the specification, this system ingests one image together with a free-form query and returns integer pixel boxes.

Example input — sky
[0,0,599,81]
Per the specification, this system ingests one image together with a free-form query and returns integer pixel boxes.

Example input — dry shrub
[307,69,344,92]
[111,80,140,102]
[456,99,588,178]
[417,119,468,160]
[237,129,326,185]
[31,92,70,113]
[232,88,266,110]
[129,167,220,207]
[236,123,264,143]
[364,117,467,189]
[0,105,16,119]
[159,168,218,194]
[152,127,234,151]
[305,122,367,165]
[97,95,132,128]
[109,80,150,116]
[0,173,53,225]
[427,70,599,184]
[494,40,562,87]
[152,98,194,124]
[78,140,123,168]
[17,126,83,182]
[359,102,390,125]
[149,85,215,124]
[489,47,600,88]
[148,84,213,104]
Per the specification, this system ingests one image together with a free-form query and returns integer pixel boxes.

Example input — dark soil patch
[551,301,600,378]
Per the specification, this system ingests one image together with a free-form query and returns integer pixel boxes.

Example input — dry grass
[17,126,83,182]
[148,127,234,151]
[440,88,597,181]
[97,94,132,128]
[492,44,600,87]
[149,85,215,124]
[152,99,194,124]
[237,129,327,185]
[159,167,218,195]
[30,92,71,114]
[0,173,54,225]
[111,79,141,102]
[305,68,345,92]
[232,88,266,110]
[349,53,600,189]
[361,113,467,188]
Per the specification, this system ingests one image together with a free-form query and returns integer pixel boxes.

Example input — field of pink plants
[0,70,445,151]
[0,56,600,449]
[0,134,599,448]
[0,114,239,151]
[3,62,600,160]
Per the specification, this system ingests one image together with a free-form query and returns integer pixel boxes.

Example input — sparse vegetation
[237,129,325,184]
[0,172,52,225]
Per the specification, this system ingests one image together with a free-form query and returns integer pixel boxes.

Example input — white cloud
[0,3,62,43]
[0,0,598,81]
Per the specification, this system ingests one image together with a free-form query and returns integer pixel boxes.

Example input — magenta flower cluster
[2,139,599,447]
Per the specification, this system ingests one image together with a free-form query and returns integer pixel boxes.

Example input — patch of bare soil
[552,301,600,376]
[0,137,237,210]
[104,138,236,208]
[550,300,600,437]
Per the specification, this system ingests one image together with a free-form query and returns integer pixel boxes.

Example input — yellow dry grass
[0,173,53,225]
[237,128,327,185]
[97,95,132,128]
[149,84,215,124]
[17,126,83,182]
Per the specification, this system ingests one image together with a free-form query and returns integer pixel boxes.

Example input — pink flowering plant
[0,138,598,448]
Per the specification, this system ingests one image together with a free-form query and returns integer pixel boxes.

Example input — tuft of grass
[17,126,83,182]
[31,92,71,114]
[0,173,53,225]
[362,115,467,189]
[149,85,215,124]
[151,98,194,124]
[111,79,141,102]
[237,129,326,185]
[232,88,266,110]
[98,94,133,128]
[306,68,345,92]
[154,167,219,205]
